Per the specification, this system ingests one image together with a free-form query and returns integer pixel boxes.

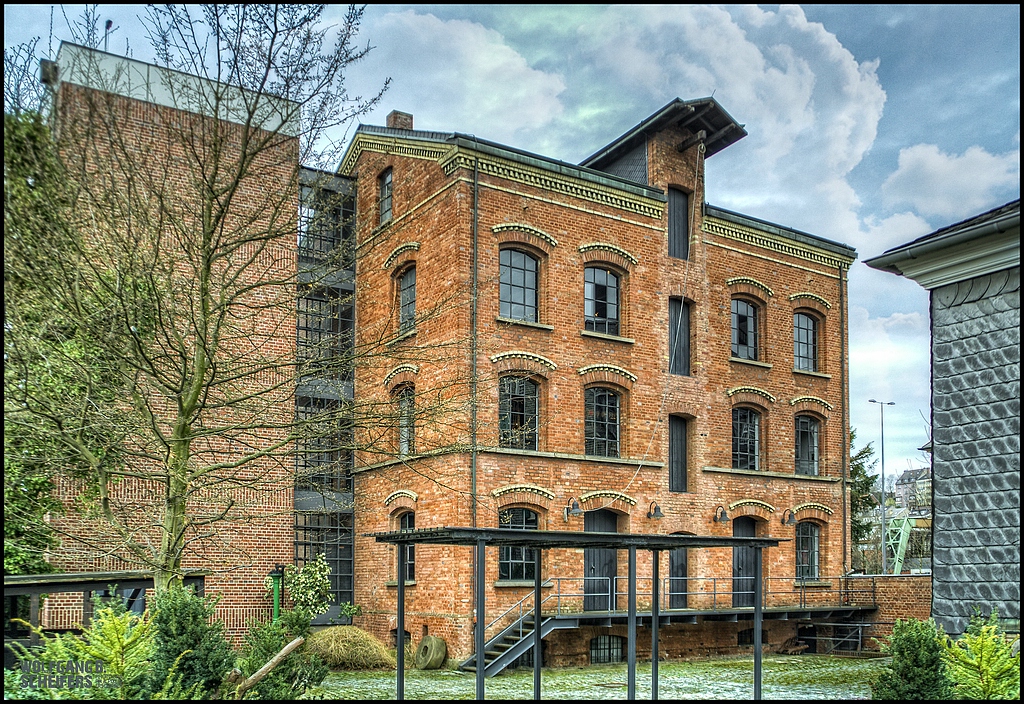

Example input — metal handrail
[483,574,878,636]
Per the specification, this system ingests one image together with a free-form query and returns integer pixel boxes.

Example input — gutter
[864,210,1020,274]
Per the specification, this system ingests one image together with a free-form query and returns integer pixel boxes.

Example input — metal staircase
[458,611,578,677]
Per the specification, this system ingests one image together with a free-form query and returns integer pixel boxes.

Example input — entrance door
[584,509,617,611]
[669,547,688,609]
[732,516,756,607]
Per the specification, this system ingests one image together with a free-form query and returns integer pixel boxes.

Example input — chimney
[386,110,413,130]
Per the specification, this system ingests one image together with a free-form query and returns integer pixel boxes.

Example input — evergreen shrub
[871,617,953,700]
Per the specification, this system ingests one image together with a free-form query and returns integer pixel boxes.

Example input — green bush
[7,595,153,700]
[871,617,953,700]
[143,585,236,699]
[305,626,396,670]
[943,610,1020,700]
[235,610,327,700]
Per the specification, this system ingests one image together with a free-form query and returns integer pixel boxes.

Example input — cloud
[881,143,1021,220]
[848,304,933,470]
[345,10,566,144]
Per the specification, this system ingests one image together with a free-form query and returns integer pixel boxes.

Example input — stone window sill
[581,330,635,344]
[390,329,416,345]
[496,317,554,331]
[494,580,554,588]
[730,357,772,370]
[385,580,417,587]
[794,368,831,380]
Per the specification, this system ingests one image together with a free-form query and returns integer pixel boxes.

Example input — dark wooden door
[733,516,756,607]
[669,547,688,609]
[584,509,617,611]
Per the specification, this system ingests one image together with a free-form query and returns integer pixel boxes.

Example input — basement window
[589,635,625,664]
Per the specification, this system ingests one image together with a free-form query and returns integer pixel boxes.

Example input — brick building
[341,101,860,663]
[21,44,873,661]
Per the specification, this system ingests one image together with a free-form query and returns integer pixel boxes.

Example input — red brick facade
[343,104,859,659]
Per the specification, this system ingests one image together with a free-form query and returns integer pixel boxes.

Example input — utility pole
[869,399,895,574]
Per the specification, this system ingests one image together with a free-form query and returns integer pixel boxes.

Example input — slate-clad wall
[930,266,1020,635]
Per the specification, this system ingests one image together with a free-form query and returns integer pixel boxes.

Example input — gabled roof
[580,97,747,169]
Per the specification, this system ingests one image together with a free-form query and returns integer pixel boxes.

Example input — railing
[482,575,878,641]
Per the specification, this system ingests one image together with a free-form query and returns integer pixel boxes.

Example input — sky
[5,4,1021,486]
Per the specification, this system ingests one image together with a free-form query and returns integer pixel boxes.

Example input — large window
[295,397,351,492]
[398,512,415,581]
[499,376,539,450]
[500,249,539,323]
[794,312,818,372]
[732,407,761,471]
[731,298,759,360]
[398,266,416,334]
[796,522,820,580]
[669,415,688,492]
[297,289,353,381]
[378,168,393,225]
[298,185,353,264]
[585,387,620,457]
[295,512,354,620]
[668,187,690,259]
[396,386,415,456]
[584,266,620,335]
[498,507,539,580]
[669,297,690,375]
[795,415,820,476]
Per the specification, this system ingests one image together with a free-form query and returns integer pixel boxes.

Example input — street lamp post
[869,399,895,574]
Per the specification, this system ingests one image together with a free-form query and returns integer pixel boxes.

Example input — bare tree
[3,4,412,590]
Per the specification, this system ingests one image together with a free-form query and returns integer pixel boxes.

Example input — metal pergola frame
[369,526,781,701]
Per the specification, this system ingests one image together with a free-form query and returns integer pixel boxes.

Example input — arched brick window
[731,298,759,360]
[795,414,820,476]
[500,248,539,323]
[796,521,820,580]
[585,266,620,335]
[794,312,819,372]
[498,507,539,580]
[499,376,539,450]
[585,387,620,457]
[732,406,761,471]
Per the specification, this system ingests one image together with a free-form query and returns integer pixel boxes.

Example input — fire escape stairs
[458,613,578,677]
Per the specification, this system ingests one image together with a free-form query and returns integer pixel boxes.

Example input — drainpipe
[470,150,481,642]
[840,264,849,576]
[471,154,479,529]
[269,564,285,622]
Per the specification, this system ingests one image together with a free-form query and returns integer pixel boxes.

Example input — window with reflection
[499,376,539,450]
[585,266,620,335]
[498,507,539,580]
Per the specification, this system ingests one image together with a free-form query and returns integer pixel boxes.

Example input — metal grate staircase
[458,611,578,677]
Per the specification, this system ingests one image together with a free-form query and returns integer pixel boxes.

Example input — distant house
[894,466,931,510]
[865,199,1020,636]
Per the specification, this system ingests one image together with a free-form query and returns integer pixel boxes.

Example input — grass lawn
[317,654,888,700]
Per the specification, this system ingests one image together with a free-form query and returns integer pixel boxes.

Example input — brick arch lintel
[491,351,557,378]
[492,223,558,250]
[789,292,832,310]
[727,276,774,299]
[384,242,420,270]
[793,502,834,523]
[579,364,637,389]
[727,386,776,404]
[790,396,833,417]
[579,242,638,270]
[728,499,777,521]
[492,484,555,512]
[579,490,637,514]
[385,490,417,515]
[384,364,420,390]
